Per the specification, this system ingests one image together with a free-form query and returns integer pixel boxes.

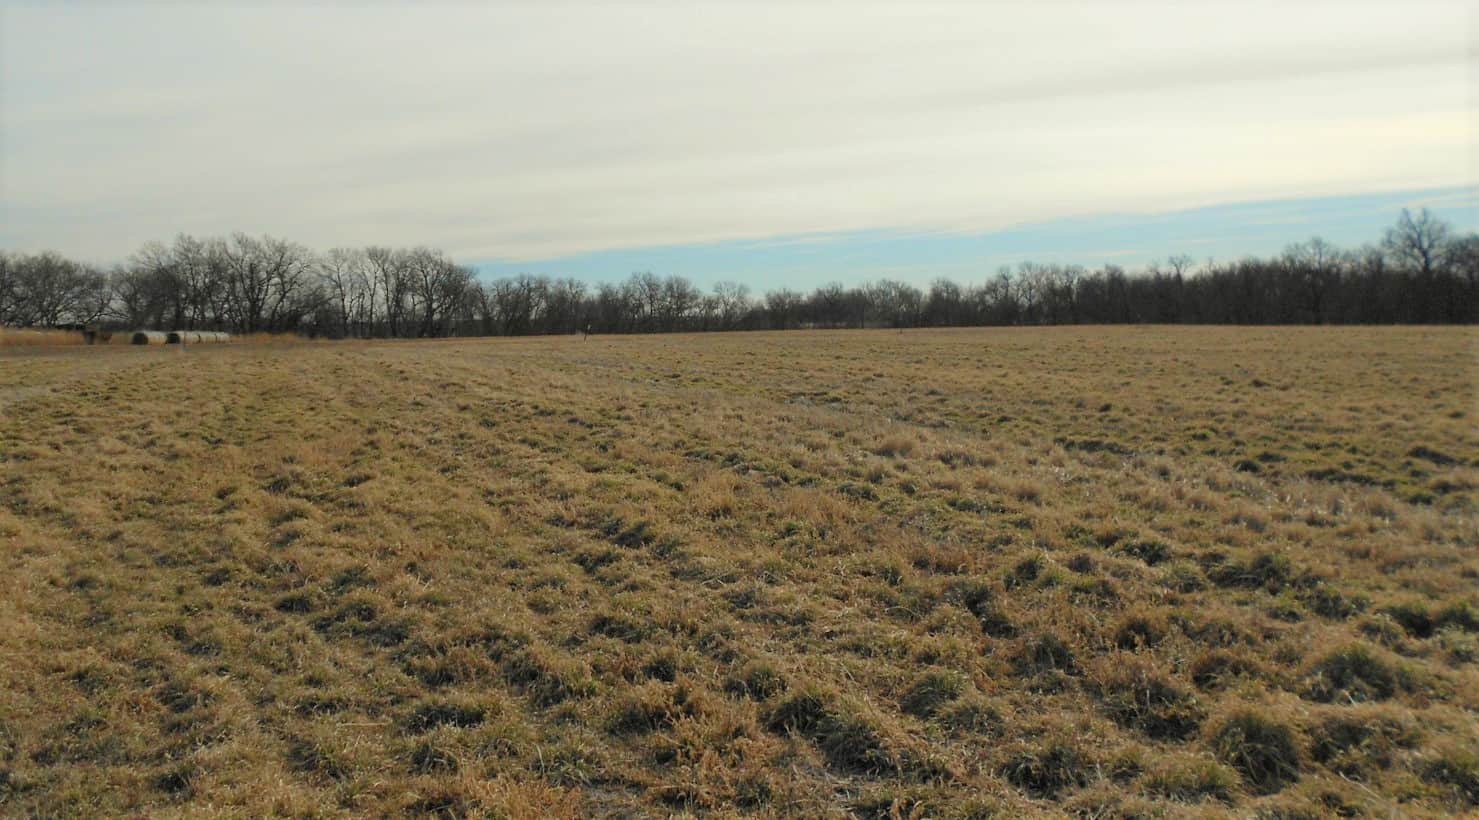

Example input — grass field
[1,327,1476,817]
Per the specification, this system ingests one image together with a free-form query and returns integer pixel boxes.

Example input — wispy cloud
[1,2,1473,264]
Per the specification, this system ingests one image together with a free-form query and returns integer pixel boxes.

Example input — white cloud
[1,1,1473,262]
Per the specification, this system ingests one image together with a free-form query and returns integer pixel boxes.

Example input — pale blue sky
[1,2,1474,282]
[475,186,1478,290]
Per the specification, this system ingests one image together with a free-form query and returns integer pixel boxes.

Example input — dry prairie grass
[0,328,88,347]
[233,332,328,346]
[1,327,271,349]
[0,326,1475,816]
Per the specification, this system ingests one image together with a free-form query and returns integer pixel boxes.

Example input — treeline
[1,209,1474,336]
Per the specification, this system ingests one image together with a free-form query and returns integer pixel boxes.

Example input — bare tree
[926,278,963,326]
[2,251,109,326]
[764,288,801,329]
[487,275,544,336]
[319,248,372,337]
[544,277,587,334]
[366,247,411,337]
[0,252,14,325]
[405,247,473,337]
[1284,237,1342,323]
[1446,235,1479,322]
[659,276,701,331]
[1384,208,1450,276]
[713,281,751,329]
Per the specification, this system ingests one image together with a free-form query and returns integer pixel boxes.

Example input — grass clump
[1116,539,1173,566]
[1303,644,1404,703]
[1206,709,1303,794]
[1189,649,1263,691]
[1142,757,1237,803]
[405,699,487,732]
[1207,551,1300,593]
[1308,706,1420,778]
[899,669,968,718]
[763,686,830,736]
[763,688,905,776]
[1090,656,1203,740]
[945,577,1015,637]
[1014,632,1077,676]
[1111,608,1169,650]
[1419,743,1479,808]
[722,659,786,700]
[501,647,596,707]
[1298,584,1368,619]
[870,435,917,459]
[1379,601,1436,638]
[1436,626,1479,665]
[812,707,898,776]
[1436,600,1479,632]
[1000,741,1094,798]
[605,683,685,736]
[407,734,461,773]
[936,693,1002,736]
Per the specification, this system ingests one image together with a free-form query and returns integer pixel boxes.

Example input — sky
[1,2,1474,289]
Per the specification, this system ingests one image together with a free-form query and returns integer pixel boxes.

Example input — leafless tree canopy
[1,210,1474,335]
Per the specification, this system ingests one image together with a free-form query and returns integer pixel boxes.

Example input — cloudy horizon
[2,2,1474,283]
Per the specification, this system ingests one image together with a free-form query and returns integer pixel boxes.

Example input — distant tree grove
[1,209,1474,336]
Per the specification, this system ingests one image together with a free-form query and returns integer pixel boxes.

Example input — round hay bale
[131,331,167,345]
